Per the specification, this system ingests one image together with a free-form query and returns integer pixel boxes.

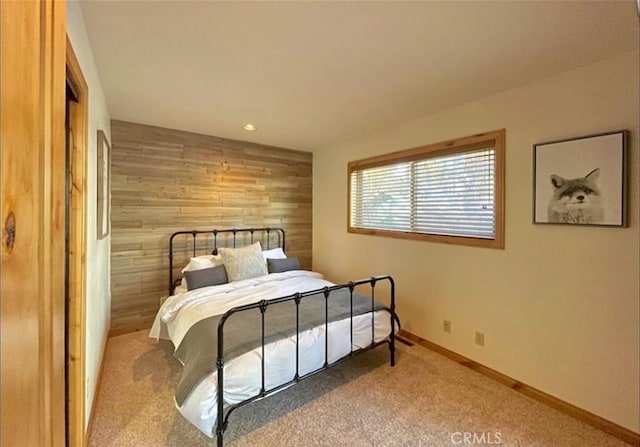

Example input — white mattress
[149,271,394,437]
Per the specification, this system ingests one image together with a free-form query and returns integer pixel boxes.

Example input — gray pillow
[267,257,300,274]
[184,264,228,291]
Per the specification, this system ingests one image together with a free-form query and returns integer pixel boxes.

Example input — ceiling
[80,1,638,152]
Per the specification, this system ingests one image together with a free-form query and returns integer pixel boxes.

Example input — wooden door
[66,38,89,447]
[0,1,67,446]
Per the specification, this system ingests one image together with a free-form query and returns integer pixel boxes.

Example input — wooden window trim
[347,129,505,249]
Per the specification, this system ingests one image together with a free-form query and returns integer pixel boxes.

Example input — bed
[150,228,397,446]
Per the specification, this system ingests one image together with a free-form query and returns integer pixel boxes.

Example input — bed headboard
[168,227,286,296]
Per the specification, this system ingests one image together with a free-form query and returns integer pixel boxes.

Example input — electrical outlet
[443,319,451,333]
[475,331,485,347]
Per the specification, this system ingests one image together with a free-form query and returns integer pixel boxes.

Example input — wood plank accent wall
[110,120,313,332]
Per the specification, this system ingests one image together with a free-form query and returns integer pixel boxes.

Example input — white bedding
[149,270,393,437]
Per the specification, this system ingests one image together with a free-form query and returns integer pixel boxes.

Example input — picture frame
[97,129,111,239]
[533,130,627,227]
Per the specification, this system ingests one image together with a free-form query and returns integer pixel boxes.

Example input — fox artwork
[547,168,604,224]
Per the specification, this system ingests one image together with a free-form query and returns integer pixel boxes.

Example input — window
[348,130,505,249]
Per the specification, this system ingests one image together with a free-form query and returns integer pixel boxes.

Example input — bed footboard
[214,275,396,447]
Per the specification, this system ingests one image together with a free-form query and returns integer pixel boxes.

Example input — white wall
[313,50,639,432]
[66,0,112,428]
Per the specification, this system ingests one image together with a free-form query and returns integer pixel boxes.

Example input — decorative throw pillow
[267,257,300,274]
[218,242,268,282]
[184,264,228,291]
[262,247,286,261]
[181,254,223,273]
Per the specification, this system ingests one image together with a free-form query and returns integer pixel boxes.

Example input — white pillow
[219,242,268,282]
[262,247,286,261]
[176,281,189,294]
[181,254,222,273]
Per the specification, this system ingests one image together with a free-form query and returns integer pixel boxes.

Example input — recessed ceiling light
[243,123,256,131]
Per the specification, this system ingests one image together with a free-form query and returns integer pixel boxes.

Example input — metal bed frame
[168,227,285,295]
[167,228,396,446]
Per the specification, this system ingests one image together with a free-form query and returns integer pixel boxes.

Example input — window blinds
[350,148,496,239]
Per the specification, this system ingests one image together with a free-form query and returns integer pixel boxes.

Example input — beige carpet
[88,330,630,447]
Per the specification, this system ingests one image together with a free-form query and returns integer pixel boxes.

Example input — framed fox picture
[533,130,627,227]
